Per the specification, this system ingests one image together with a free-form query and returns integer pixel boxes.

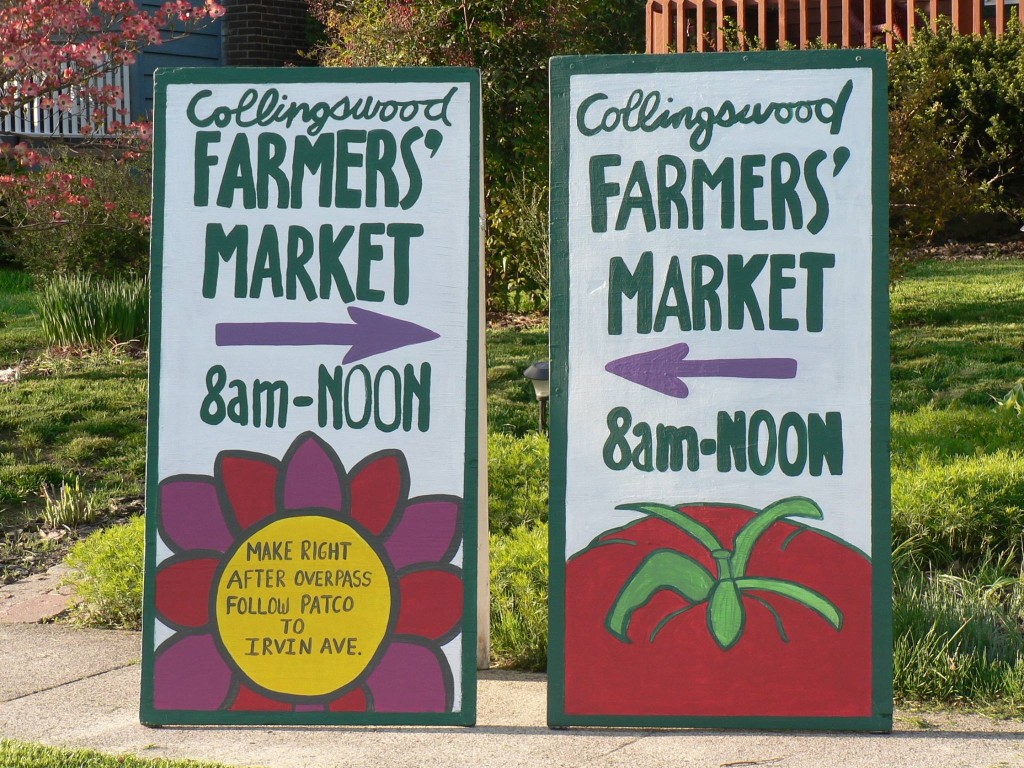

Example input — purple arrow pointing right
[215,307,440,363]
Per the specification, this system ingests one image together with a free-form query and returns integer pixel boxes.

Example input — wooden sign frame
[141,67,483,727]
[547,51,891,731]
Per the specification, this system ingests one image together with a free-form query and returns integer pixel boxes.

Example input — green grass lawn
[0,271,147,581]
[887,256,1024,712]
[889,259,1024,571]
[0,269,44,361]
[891,259,1024,413]
[6,254,1024,711]
[486,320,549,435]
[0,740,244,768]
[0,268,548,583]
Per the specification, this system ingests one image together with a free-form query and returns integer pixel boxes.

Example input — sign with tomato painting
[142,69,483,726]
[548,51,891,730]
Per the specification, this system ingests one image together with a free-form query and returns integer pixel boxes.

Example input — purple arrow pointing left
[215,307,440,364]
[605,342,797,399]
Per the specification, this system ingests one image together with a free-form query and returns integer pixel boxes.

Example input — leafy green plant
[37,273,148,349]
[488,432,548,534]
[315,0,642,180]
[40,475,100,529]
[62,515,144,629]
[490,522,548,670]
[0,268,32,295]
[993,382,1024,418]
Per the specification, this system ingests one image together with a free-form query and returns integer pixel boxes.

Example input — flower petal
[328,686,369,712]
[159,479,232,553]
[395,569,463,641]
[282,434,344,512]
[230,684,292,712]
[295,703,326,712]
[349,452,405,536]
[155,557,219,628]
[366,641,451,712]
[219,454,279,530]
[153,633,232,710]
[384,499,460,569]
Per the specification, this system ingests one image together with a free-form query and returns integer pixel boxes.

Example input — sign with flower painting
[142,69,482,726]
[547,51,891,729]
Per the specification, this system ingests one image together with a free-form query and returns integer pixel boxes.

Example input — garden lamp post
[523,361,549,433]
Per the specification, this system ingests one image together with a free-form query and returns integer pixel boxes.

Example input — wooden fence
[646,0,1019,51]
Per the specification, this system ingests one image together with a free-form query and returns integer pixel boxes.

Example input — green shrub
[888,45,979,250]
[894,554,1024,709]
[3,148,151,277]
[488,432,548,534]
[892,450,1024,568]
[63,515,144,629]
[315,0,643,181]
[487,175,549,312]
[888,16,1024,244]
[313,0,644,310]
[38,273,148,349]
[490,523,548,670]
[993,381,1024,418]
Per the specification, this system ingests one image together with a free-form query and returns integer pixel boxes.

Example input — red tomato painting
[564,498,873,718]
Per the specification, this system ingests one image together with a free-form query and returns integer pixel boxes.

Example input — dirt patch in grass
[911,239,1024,262]
[486,311,547,330]
[0,496,143,585]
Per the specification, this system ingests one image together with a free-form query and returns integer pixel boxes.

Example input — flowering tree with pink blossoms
[0,0,223,245]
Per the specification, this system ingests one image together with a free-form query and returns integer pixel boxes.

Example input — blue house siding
[130,0,312,120]
[130,1,224,120]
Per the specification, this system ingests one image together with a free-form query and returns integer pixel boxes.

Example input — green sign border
[547,50,891,731]
[141,67,482,727]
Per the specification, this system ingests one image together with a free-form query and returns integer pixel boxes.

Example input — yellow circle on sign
[215,515,392,698]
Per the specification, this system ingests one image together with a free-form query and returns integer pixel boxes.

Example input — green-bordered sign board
[548,51,890,730]
[142,68,482,726]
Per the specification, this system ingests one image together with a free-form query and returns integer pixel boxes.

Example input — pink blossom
[0,0,223,232]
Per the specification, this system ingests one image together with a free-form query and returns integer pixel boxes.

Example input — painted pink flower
[153,432,463,714]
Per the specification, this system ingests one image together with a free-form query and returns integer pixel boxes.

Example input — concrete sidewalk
[1,571,1023,768]
[3,623,1024,768]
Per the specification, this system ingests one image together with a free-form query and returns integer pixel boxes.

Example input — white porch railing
[0,64,132,138]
